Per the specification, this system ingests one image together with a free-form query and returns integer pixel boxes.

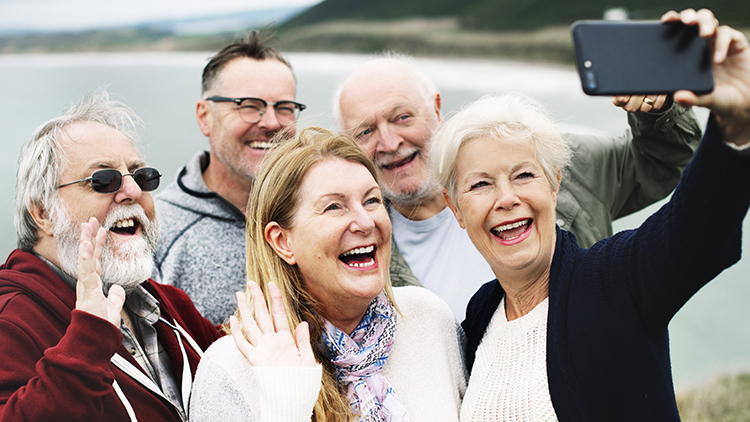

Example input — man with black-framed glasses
[153,31,305,325]
[0,89,221,421]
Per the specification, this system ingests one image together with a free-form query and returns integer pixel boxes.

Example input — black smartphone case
[572,20,714,96]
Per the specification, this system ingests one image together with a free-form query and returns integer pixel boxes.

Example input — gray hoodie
[153,151,245,326]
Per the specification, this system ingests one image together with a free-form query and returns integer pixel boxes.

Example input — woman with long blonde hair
[190,127,465,421]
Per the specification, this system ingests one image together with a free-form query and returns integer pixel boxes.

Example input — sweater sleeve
[559,103,700,247]
[189,337,321,422]
[0,310,122,422]
[594,116,750,331]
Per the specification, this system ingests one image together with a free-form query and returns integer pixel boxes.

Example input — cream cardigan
[189,286,466,421]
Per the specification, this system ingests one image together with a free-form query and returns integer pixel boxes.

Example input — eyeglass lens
[91,167,161,193]
[238,99,300,124]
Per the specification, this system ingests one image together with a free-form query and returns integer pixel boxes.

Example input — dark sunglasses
[57,167,162,194]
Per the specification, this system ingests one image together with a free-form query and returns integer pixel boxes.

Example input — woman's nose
[350,206,376,234]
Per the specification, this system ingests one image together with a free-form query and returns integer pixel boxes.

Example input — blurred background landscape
[1,0,748,62]
[2,1,750,420]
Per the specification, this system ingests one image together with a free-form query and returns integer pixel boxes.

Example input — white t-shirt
[390,205,496,320]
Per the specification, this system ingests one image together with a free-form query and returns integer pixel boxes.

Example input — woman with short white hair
[430,9,750,421]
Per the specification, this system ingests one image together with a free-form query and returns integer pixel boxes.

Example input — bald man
[335,57,701,319]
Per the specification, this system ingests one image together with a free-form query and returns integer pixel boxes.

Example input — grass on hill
[277,17,576,64]
[677,373,750,421]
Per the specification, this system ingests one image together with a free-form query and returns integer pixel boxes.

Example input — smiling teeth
[493,219,529,233]
[348,258,375,268]
[249,141,276,150]
[341,245,375,257]
[114,218,135,228]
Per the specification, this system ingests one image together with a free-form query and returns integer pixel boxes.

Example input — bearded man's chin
[100,242,154,294]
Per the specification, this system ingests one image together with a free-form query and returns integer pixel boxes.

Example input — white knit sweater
[189,286,466,421]
[460,297,558,421]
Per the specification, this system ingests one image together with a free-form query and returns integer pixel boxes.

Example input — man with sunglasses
[153,31,305,325]
[0,90,220,421]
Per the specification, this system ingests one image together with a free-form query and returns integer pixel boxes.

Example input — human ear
[443,189,466,229]
[433,93,443,123]
[196,100,212,137]
[29,204,55,237]
[552,170,562,204]
[264,222,296,265]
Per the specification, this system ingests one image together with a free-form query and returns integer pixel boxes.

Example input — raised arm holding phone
[452,8,750,422]
[187,7,750,422]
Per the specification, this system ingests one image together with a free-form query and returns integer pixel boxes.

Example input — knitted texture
[153,151,247,326]
[461,298,557,421]
[189,286,466,421]
[462,118,750,421]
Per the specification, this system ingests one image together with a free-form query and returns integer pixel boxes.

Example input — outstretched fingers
[75,217,124,327]
[77,217,103,293]
[231,280,316,367]
[234,289,262,347]
[294,321,317,367]
[268,282,292,335]
[230,312,256,362]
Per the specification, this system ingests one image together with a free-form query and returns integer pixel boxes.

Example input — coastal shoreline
[3,18,748,67]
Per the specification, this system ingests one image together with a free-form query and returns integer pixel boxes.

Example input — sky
[0,0,323,32]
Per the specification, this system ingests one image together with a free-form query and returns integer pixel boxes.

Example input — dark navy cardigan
[462,117,750,422]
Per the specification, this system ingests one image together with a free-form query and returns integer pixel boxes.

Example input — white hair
[430,93,573,203]
[14,88,144,251]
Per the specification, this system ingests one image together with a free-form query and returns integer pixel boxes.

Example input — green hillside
[283,0,750,30]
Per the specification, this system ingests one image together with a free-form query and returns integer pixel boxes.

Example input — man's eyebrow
[128,160,147,171]
[348,101,415,134]
[388,102,413,114]
[83,159,146,172]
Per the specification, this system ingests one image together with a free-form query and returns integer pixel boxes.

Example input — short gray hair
[430,93,572,203]
[14,88,144,251]
[332,53,439,132]
[201,29,294,96]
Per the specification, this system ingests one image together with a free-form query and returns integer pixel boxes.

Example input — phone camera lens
[584,70,598,91]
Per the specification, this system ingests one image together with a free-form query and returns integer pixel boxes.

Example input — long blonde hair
[237,126,395,421]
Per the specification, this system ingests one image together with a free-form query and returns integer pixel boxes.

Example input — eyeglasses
[205,96,306,124]
[57,167,162,194]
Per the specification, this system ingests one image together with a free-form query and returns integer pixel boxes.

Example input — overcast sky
[0,0,323,31]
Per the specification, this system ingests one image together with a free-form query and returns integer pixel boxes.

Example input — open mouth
[380,151,418,171]
[109,218,140,236]
[491,219,531,241]
[339,245,376,268]
[248,141,277,150]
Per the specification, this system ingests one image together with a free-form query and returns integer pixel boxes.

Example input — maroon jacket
[0,249,221,421]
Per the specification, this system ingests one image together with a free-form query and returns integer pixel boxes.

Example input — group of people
[0,6,748,422]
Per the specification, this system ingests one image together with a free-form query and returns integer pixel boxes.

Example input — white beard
[50,200,159,294]
[380,165,442,209]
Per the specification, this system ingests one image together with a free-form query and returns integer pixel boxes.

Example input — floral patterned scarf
[321,291,414,422]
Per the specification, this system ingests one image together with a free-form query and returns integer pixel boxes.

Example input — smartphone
[571,20,713,96]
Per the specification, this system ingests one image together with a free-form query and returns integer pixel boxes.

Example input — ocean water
[0,51,742,388]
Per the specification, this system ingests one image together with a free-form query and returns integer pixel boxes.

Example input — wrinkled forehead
[213,58,297,98]
[59,121,144,170]
[339,76,430,132]
[300,157,380,201]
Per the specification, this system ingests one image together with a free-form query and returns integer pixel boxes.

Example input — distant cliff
[2,1,747,64]
[282,0,749,31]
